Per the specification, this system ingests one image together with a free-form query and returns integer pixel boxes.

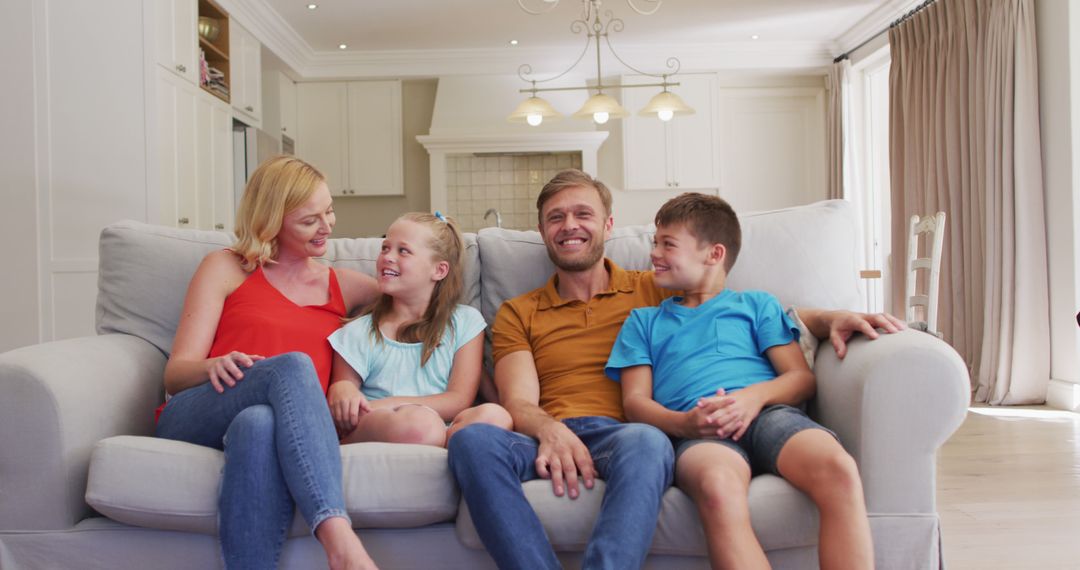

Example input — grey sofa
[0,200,970,569]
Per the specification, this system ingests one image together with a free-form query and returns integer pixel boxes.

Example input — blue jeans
[156,352,349,570]
[448,417,674,570]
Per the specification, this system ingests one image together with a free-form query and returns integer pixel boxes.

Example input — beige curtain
[826,61,845,200]
[888,0,1049,404]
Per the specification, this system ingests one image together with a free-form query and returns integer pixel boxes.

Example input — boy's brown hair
[655,192,742,272]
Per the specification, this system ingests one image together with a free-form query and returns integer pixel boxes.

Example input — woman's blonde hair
[360,212,466,366]
[232,155,326,271]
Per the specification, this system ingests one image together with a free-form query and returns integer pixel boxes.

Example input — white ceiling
[226,0,918,79]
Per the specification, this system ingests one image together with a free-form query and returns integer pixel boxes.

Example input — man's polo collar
[537,258,638,310]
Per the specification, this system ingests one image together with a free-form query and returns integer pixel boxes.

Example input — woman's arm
[367,332,484,421]
[335,267,380,314]
[163,251,252,395]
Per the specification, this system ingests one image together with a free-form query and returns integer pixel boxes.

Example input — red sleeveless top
[157,266,347,421]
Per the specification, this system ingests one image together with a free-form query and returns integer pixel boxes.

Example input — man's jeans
[156,352,349,570]
[448,417,674,569]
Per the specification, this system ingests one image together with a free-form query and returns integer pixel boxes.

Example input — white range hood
[417,76,609,213]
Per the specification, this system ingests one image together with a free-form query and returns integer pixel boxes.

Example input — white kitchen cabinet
[279,72,297,139]
[230,22,262,128]
[156,67,234,231]
[621,73,718,191]
[155,0,198,85]
[296,80,403,197]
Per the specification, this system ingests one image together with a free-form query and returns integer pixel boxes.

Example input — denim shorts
[672,404,836,476]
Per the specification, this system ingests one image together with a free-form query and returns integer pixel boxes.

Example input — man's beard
[544,235,606,272]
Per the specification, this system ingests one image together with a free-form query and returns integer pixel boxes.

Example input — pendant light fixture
[509,0,694,127]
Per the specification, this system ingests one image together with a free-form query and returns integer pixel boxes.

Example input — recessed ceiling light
[751,34,759,40]
[307,3,317,9]
[509,40,519,46]
[338,43,347,50]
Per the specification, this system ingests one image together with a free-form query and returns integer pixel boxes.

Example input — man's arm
[796,308,906,359]
[495,351,596,499]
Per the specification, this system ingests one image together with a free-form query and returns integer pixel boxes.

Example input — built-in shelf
[198,0,230,104]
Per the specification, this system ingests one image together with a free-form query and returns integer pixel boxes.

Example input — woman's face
[277,182,335,259]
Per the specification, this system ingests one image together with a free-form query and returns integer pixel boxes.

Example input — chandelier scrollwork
[508,0,694,127]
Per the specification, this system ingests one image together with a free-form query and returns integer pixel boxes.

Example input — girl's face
[377,219,449,300]
[277,182,335,259]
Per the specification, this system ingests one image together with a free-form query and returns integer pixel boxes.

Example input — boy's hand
[327,381,372,433]
[680,390,730,439]
[698,388,766,441]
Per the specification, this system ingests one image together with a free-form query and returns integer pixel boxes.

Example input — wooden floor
[937,405,1080,569]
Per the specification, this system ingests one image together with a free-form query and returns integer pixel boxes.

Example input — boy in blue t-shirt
[605,193,873,569]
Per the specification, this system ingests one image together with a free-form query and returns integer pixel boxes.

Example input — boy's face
[651,223,720,290]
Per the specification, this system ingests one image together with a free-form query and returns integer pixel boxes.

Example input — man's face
[538,185,613,273]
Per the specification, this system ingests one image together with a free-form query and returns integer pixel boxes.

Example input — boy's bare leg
[776,430,874,570]
[677,444,769,570]
[341,405,447,447]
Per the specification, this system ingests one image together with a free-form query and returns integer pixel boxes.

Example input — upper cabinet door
[346,81,403,196]
[669,74,718,190]
[297,82,350,196]
[279,73,297,139]
[622,76,670,191]
[230,22,262,128]
[155,0,198,85]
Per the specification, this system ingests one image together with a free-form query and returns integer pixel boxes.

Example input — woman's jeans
[156,352,349,570]
[448,417,675,570]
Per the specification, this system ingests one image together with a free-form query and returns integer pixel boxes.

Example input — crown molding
[297,41,834,80]
[831,0,923,57]
[213,0,316,78]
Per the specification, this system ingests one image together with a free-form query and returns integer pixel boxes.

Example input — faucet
[484,208,503,228]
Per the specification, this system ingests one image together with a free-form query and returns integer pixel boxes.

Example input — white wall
[1038,0,1080,410]
[0,0,41,352]
[0,0,152,353]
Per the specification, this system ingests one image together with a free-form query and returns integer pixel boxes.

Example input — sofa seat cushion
[455,475,818,556]
[86,436,459,535]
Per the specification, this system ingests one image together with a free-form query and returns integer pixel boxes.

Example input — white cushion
[96,221,480,356]
[86,436,459,535]
[454,475,818,556]
[476,199,863,326]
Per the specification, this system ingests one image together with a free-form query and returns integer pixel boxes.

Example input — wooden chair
[906,212,946,335]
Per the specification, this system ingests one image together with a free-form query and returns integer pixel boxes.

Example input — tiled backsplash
[445,152,582,233]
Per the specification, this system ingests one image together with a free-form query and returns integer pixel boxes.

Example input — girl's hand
[328,381,372,433]
[207,351,265,393]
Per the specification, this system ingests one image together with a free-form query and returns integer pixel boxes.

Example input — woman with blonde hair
[156,156,380,569]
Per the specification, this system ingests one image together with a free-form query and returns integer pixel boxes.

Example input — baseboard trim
[1047,378,1080,411]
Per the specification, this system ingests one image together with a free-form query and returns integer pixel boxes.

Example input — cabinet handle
[176,64,186,73]
[674,181,680,188]
[282,127,287,132]
[178,217,190,225]
[245,106,254,112]
[215,223,225,230]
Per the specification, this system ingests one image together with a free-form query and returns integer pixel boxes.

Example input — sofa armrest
[0,334,165,530]
[810,329,969,515]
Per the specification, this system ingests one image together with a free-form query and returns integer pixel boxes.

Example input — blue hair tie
[434,211,447,223]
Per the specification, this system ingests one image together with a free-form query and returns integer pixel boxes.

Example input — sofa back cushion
[476,199,863,325]
[97,221,480,356]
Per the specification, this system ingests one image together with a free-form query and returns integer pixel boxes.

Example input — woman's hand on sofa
[207,351,265,393]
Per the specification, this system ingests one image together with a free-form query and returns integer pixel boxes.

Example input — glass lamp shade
[639,90,695,121]
[507,96,562,126]
[572,93,629,124]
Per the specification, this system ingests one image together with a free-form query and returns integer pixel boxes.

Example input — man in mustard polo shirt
[447,170,905,569]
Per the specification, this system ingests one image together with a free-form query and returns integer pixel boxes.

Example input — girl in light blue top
[327,212,512,447]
